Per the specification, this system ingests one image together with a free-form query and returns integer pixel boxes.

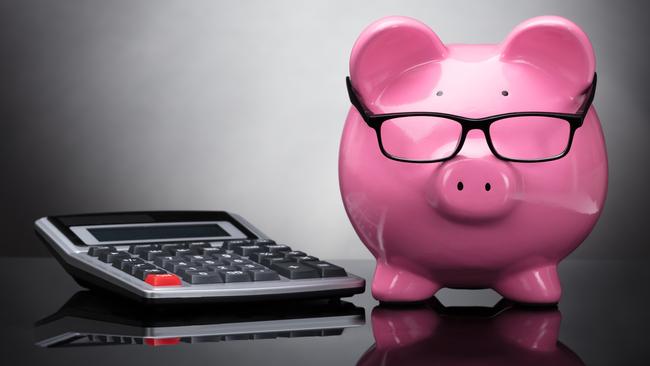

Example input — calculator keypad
[85,240,347,286]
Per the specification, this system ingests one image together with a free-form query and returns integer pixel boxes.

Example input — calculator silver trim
[70,221,247,245]
[35,215,365,300]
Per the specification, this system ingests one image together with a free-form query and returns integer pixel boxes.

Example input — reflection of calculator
[35,291,365,347]
[35,211,365,303]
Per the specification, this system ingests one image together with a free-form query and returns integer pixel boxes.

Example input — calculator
[35,291,365,347]
[34,211,365,303]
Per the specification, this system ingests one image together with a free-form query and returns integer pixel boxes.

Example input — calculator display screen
[68,219,248,245]
[87,224,230,242]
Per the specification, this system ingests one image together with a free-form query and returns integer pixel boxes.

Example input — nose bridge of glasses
[456,129,493,159]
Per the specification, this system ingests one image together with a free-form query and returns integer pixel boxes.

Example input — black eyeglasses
[346,73,597,163]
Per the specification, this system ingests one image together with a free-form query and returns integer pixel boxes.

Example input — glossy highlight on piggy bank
[339,16,607,304]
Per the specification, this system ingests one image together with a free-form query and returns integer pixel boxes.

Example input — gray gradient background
[1,0,648,259]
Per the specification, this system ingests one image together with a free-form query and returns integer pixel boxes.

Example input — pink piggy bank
[339,16,607,304]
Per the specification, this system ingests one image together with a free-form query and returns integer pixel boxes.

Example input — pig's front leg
[493,264,561,305]
[372,262,440,302]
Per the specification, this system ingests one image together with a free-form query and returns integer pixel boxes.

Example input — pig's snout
[428,158,518,222]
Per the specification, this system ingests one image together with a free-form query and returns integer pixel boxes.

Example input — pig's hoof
[494,265,561,305]
[371,263,439,302]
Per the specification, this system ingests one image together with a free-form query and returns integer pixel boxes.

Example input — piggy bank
[339,16,607,304]
[358,301,584,366]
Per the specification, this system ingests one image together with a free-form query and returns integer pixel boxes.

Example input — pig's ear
[350,16,447,103]
[500,16,595,93]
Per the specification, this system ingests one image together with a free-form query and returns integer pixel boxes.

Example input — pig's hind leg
[493,264,561,305]
[371,262,441,303]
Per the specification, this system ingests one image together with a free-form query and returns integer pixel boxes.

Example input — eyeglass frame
[346,73,597,163]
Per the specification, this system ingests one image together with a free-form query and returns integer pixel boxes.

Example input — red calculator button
[144,273,181,286]
[144,337,180,346]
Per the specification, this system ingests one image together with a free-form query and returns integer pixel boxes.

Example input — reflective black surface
[1,257,648,365]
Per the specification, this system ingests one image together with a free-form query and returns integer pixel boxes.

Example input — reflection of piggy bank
[339,16,607,304]
[357,301,584,366]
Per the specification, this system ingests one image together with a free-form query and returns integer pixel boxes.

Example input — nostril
[457,181,464,191]
[485,183,491,191]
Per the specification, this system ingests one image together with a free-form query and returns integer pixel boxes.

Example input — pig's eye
[501,90,509,96]
[436,90,444,96]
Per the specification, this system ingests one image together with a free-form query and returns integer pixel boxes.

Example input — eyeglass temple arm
[577,72,597,116]
[346,77,373,124]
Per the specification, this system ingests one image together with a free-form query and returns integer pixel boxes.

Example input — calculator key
[128,244,160,256]
[252,239,276,246]
[261,244,291,253]
[112,257,143,270]
[136,268,167,280]
[303,261,347,277]
[153,255,176,267]
[284,251,307,259]
[263,256,290,267]
[223,240,253,250]
[199,247,224,256]
[98,251,131,263]
[223,257,255,266]
[181,254,208,262]
[237,263,266,271]
[218,270,252,283]
[144,250,168,261]
[271,261,320,279]
[188,242,210,250]
[129,263,156,276]
[181,270,223,284]
[160,243,185,252]
[233,245,263,256]
[144,273,181,286]
[205,264,237,271]
[124,261,153,275]
[163,260,191,272]
[168,247,193,256]
[246,269,281,281]
[161,259,184,270]
[193,259,220,267]
[175,266,202,277]
[293,255,320,263]
[87,246,113,257]
[212,253,237,261]
[250,252,284,264]
[93,249,115,261]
